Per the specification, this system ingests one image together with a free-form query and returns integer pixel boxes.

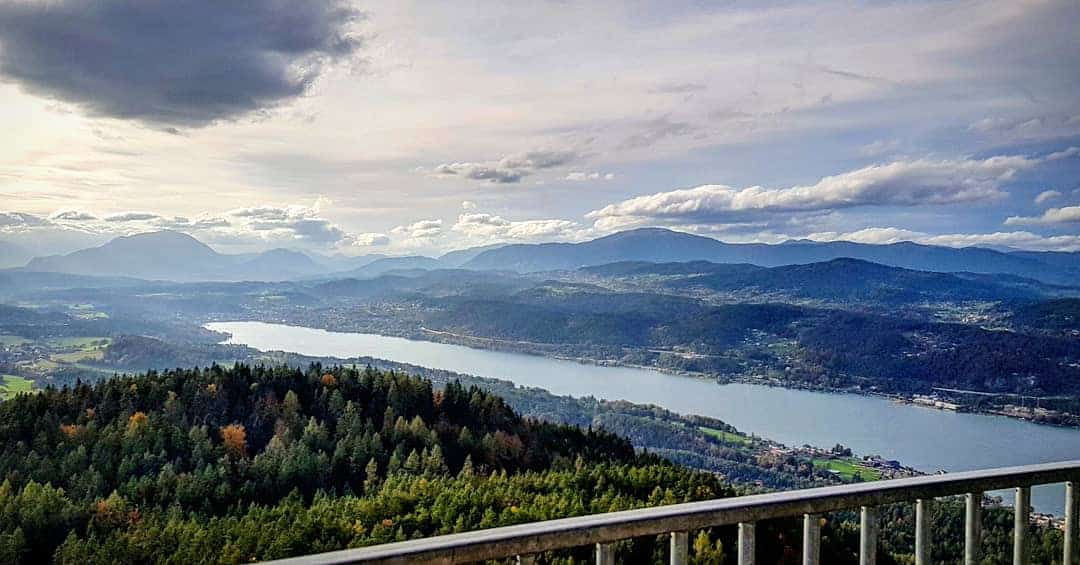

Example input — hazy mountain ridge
[466,228,1079,284]
[17,231,440,282]
[11,227,1079,284]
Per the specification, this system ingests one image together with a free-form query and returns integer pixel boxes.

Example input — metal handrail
[266,460,1080,565]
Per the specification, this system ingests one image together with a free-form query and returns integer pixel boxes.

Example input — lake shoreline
[205,320,1080,515]
[226,317,1079,430]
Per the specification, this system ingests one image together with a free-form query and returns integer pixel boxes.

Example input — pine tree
[422,444,448,476]
[403,449,421,475]
[363,458,380,494]
[459,455,475,477]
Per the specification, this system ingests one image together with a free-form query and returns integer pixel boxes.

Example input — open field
[698,425,755,446]
[51,349,106,363]
[813,458,882,481]
[0,375,34,400]
[47,337,110,348]
[47,337,110,363]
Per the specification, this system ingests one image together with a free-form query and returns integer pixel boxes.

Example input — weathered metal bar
[595,542,614,565]
[915,498,931,565]
[737,522,755,565]
[859,506,877,565]
[1067,482,1078,565]
[1014,486,1030,565]
[965,492,982,565]
[263,460,1080,565]
[803,513,821,565]
[670,531,688,565]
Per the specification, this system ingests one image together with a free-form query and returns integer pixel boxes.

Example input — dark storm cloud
[0,0,363,126]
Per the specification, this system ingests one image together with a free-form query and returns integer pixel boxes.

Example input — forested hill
[0,364,725,563]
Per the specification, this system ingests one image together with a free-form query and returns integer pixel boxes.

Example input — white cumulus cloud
[1005,205,1080,226]
[352,232,390,246]
[805,227,1080,252]
[452,213,583,241]
[586,154,1045,231]
[392,219,443,239]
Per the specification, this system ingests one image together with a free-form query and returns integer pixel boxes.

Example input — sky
[0,0,1079,259]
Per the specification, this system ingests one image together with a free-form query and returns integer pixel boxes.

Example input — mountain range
[7,227,1078,284]
[20,232,327,282]
[464,228,1080,284]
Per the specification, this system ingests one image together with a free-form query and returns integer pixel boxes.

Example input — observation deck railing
[268,459,1080,565]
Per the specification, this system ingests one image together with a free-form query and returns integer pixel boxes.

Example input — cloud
[565,172,615,181]
[586,153,1044,230]
[392,219,443,239]
[619,116,697,150]
[461,201,477,211]
[1047,147,1080,161]
[352,233,390,247]
[498,150,579,170]
[0,212,49,232]
[970,115,1080,142]
[858,139,901,157]
[49,210,98,221]
[452,213,583,241]
[1005,205,1080,226]
[0,0,363,126]
[2,198,378,252]
[432,150,581,184]
[805,227,1080,252]
[433,163,526,184]
[103,212,161,222]
[1034,190,1063,205]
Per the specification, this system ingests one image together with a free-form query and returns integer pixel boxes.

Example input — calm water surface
[208,321,1080,514]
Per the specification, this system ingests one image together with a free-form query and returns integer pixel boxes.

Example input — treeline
[424,290,1080,396]
[0,363,643,562]
[798,310,1080,394]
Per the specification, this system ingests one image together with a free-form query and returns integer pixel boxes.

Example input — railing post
[860,506,877,565]
[670,531,688,565]
[596,542,614,565]
[1014,486,1030,565]
[965,492,982,565]
[1067,482,1078,565]
[803,513,821,565]
[915,498,932,565]
[738,522,755,565]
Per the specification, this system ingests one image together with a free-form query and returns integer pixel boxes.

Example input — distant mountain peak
[22,231,330,282]
[110,230,212,248]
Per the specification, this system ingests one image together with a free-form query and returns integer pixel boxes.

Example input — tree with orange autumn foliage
[221,423,247,459]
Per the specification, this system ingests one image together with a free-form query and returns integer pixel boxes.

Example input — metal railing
[268,460,1080,565]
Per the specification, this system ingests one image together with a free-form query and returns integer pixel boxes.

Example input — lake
[207,320,1080,514]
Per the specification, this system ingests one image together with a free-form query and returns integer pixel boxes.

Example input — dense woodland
[425,291,1080,396]
[0,364,1068,563]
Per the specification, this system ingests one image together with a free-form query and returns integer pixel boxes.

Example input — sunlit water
[208,321,1080,514]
